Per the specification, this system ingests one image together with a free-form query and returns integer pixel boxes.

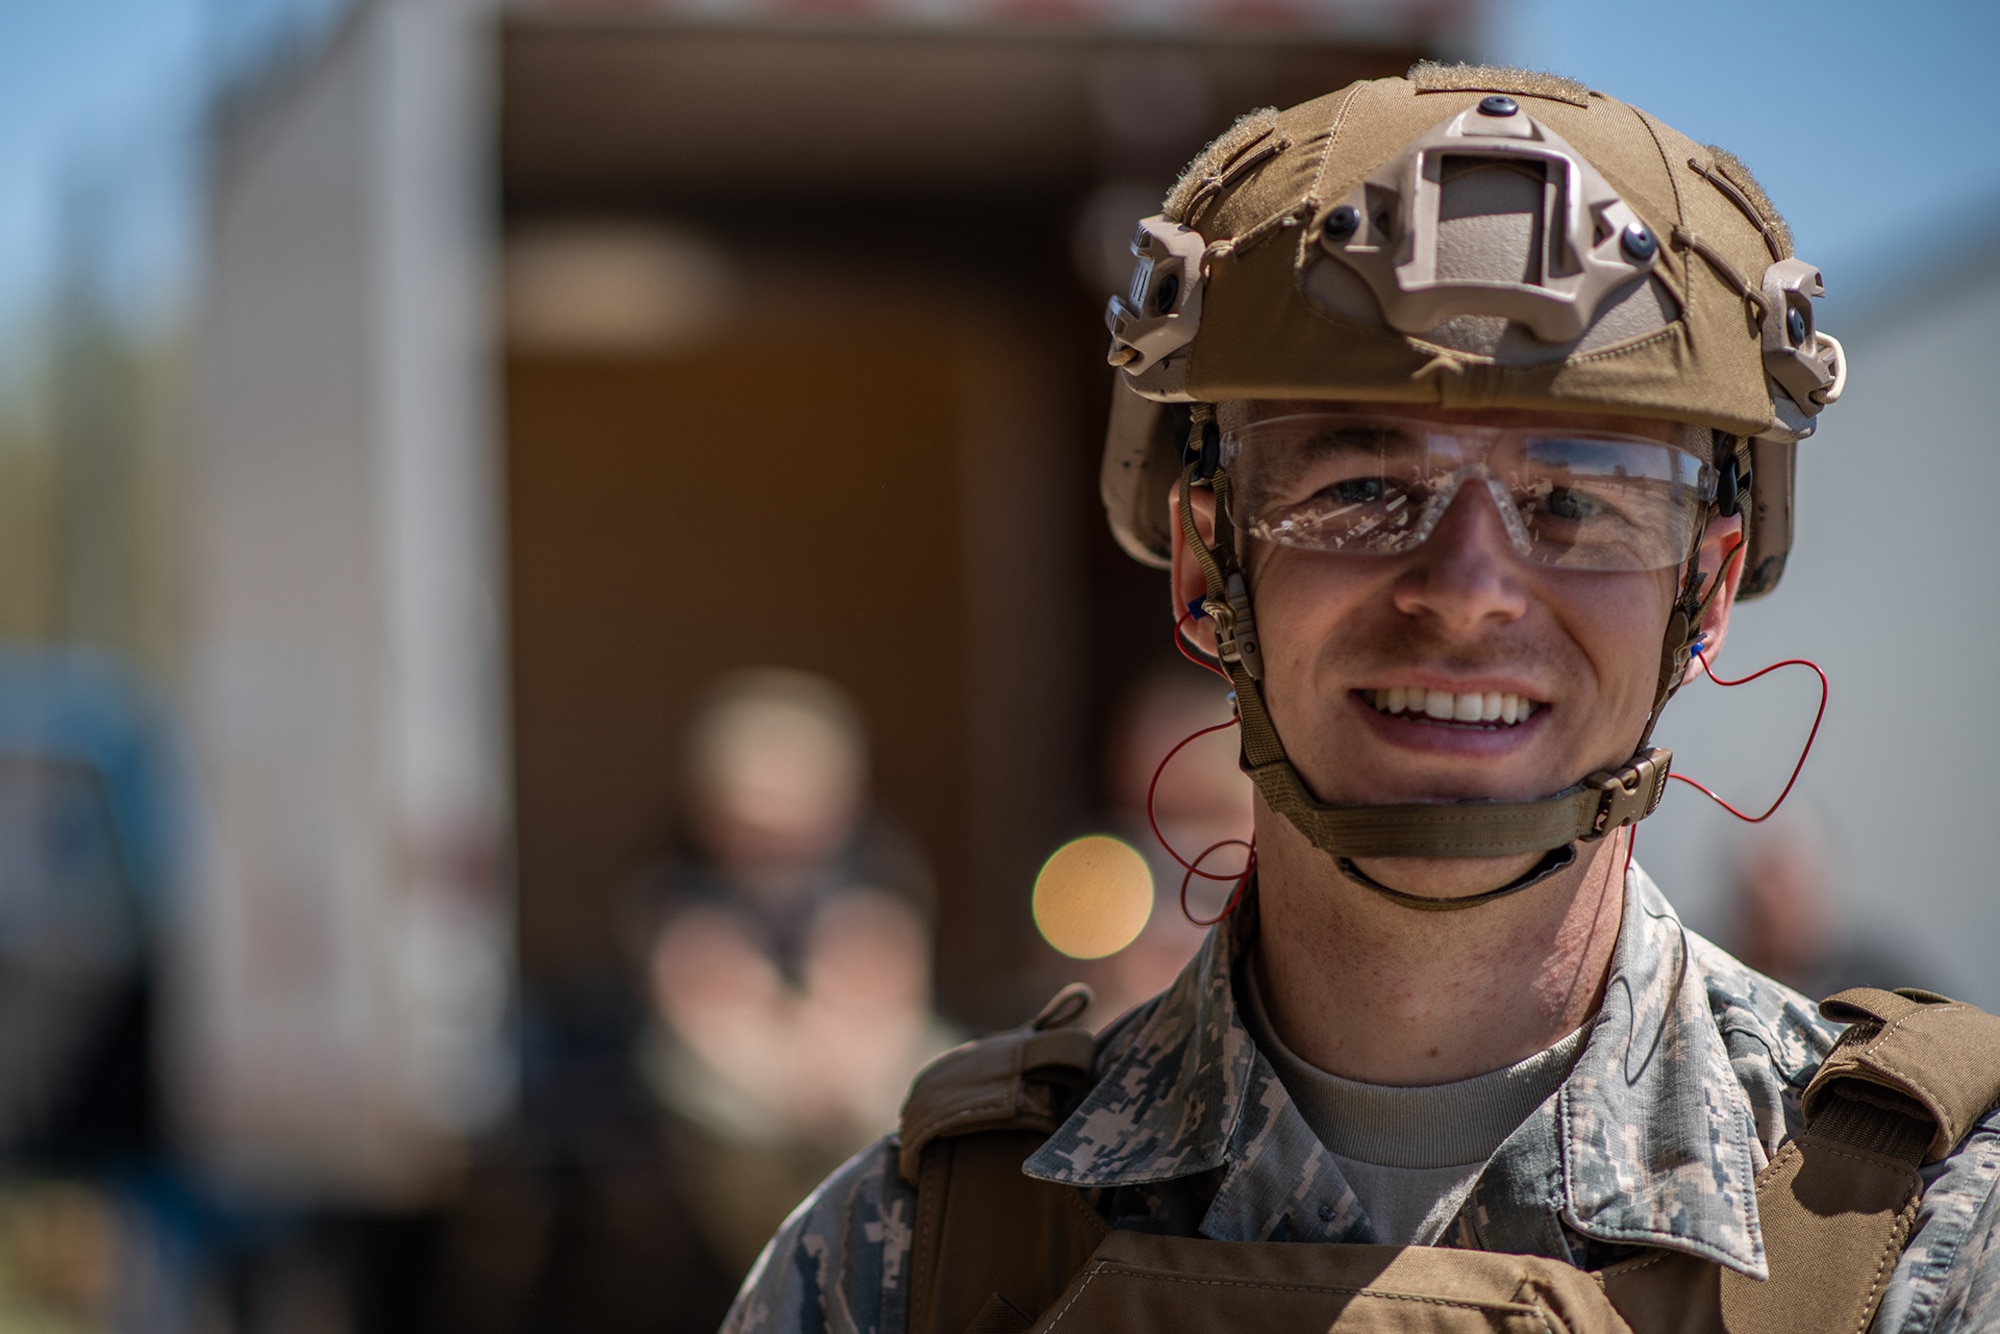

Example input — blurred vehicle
[0,646,197,1332]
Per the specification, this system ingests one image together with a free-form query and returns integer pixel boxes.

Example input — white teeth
[1368,688,1539,727]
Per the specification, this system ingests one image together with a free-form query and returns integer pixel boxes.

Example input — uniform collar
[1544,866,1768,1276]
[1022,894,1257,1186]
[1023,863,1769,1277]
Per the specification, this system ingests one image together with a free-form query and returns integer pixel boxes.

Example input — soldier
[724,65,2000,1333]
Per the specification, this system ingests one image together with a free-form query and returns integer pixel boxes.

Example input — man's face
[1177,401,1738,810]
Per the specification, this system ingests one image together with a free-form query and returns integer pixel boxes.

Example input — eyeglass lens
[1225,416,1713,573]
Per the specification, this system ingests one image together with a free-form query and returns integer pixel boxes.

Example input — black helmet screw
[1620,223,1657,262]
[1323,205,1360,243]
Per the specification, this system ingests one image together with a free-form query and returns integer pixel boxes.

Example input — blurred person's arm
[720,1137,914,1334]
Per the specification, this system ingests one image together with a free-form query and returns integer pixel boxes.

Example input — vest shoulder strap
[899,985,1106,1334]
[1718,986,2000,1334]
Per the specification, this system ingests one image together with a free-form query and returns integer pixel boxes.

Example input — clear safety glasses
[1221,414,1718,574]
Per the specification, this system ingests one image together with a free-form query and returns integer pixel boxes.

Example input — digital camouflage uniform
[722,865,2000,1334]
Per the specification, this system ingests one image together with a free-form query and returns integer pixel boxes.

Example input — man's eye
[1326,477,1387,505]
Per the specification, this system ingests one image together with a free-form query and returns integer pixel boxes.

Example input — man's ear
[1169,485,1220,660]
[1682,513,1746,685]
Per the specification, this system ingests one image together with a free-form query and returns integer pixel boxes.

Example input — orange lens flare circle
[1032,835,1155,960]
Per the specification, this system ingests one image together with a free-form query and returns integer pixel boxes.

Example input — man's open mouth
[1360,687,1544,728]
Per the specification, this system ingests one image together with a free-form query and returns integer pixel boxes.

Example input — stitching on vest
[1039,1265,1103,1330]
[1851,1191,1924,1334]
[1754,1129,1922,1332]
[1594,1249,1674,1281]
[909,1096,1020,1147]
[1083,1266,1552,1312]
[1795,1135,1931,1180]
[1751,1139,1801,1190]
[1859,1007,1973,1145]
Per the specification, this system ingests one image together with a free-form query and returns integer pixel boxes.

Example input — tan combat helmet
[1100,64,1846,904]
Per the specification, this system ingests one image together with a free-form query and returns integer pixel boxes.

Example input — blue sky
[1,0,1996,327]
[1487,0,2000,311]
[0,0,206,327]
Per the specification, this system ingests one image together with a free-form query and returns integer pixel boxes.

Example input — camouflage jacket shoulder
[721,865,2000,1333]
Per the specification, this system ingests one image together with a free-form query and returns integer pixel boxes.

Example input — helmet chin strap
[1176,414,1725,909]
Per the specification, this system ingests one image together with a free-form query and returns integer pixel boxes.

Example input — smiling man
[723,66,2000,1334]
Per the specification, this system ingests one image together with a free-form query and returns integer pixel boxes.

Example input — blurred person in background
[424,669,946,1334]
[727,67,2000,1333]
[1724,816,1926,1001]
[1076,667,1252,1021]
[635,669,950,1284]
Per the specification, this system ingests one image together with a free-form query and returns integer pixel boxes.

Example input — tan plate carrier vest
[897,987,2000,1334]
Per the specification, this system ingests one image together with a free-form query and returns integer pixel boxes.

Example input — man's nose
[1390,480,1530,631]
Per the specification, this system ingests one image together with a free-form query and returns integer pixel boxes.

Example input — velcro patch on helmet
[1701,145,1793,258]
[1165,108,1281,225]
[1408,60,1590,108]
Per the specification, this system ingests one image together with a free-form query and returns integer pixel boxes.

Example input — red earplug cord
[1669,536,1829,824]
[1150,613,1256,926]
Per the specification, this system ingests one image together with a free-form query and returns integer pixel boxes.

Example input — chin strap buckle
[1583,747,1673,840]
[1202,572,1266,681]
